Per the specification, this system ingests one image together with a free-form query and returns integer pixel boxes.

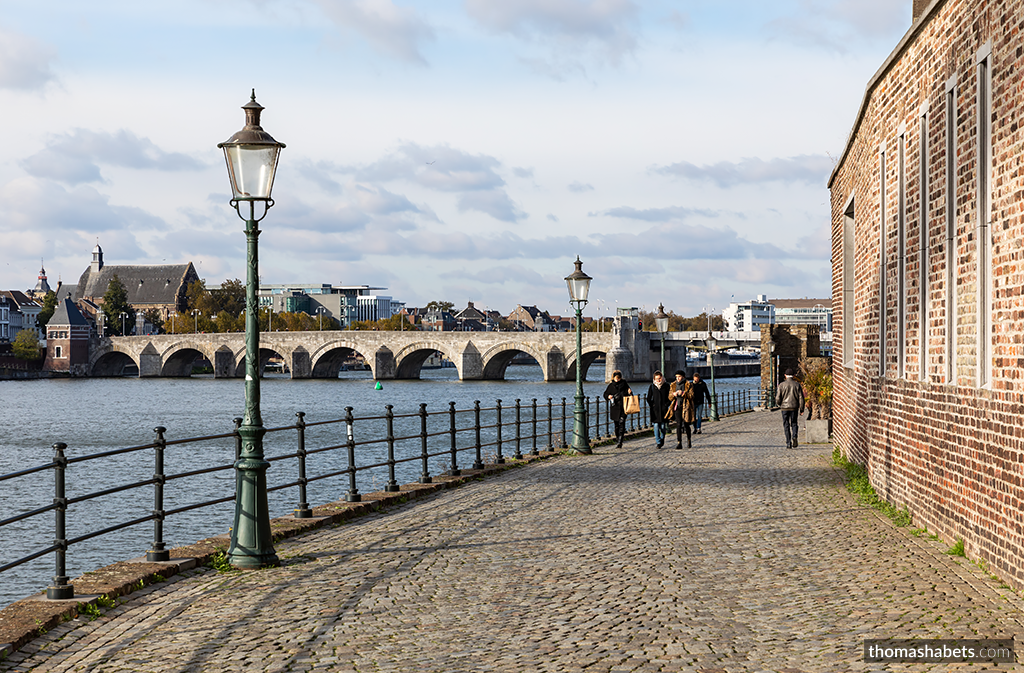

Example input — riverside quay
[2,411,1023,671]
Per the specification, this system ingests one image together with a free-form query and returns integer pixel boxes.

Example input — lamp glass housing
[222,144,281,201]
[706,335,717,351]
[655,316,669,333]
[564,256,592,304]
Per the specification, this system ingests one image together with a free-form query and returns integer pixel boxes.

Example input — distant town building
[28,261,52,300]
[1,291,42,338]
[453,302,494,331]
[421,309,457,332]
[508,305,553,332]
[772,299,833,331]
[257,283,396,327]
[44,297,91,375]
[73,243,199,319]
[723,295,774,332]
[0,294,20,341]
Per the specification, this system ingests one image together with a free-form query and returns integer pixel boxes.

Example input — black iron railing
[0,390,758,603]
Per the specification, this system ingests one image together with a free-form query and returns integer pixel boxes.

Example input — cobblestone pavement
[3,411,1023,673]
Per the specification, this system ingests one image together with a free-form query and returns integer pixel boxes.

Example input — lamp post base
[228,424,279,569]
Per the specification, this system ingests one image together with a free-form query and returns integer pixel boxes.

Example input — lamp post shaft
[709,348,719,421]
[659,332,665,375]
[228,208,278,568]
[570,305,591,454]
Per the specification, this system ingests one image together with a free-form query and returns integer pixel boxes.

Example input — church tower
[91,241,104,274]
[32,260,52,297]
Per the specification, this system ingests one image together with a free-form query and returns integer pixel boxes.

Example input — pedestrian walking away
[776,368,805,448]
[691,372,710,434]
[668,370,695,449]
[646,370,671,449]
[603,370,633,448]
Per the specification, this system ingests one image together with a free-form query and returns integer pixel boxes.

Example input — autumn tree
[12,329,41,360]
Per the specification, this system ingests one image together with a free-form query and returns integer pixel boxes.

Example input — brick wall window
[945,78,957,384]
[919,107,930,381]
[879,144,888,378]
[55,346,62,359]
[897,126,907,379]
[976,43,992,387]
[843,196,855,368]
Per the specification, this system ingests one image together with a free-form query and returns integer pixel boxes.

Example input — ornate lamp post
[119,311,127,336]
[565,256,592,455]
[706,334,719,421]
[218,90,284,569]
[655,303,669,375]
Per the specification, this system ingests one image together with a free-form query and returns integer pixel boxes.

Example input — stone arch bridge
[90,331,625,381]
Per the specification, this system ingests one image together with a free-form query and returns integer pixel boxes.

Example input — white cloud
[0,27,57,91]
[310,0,435,64]
[653,155,834,188]
[568,181,593,192]
[765,0,910,51]
[20,129,206,185]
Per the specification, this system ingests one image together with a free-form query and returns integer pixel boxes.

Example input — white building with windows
[723,295,774,332]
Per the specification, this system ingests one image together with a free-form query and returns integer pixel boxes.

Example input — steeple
[91,239,104,274]
[33,259,51,295]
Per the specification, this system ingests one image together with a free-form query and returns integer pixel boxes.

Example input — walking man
[646,371,671,448]
[691,372,710,434]
[777,368,805,448]
[669,370,695,449]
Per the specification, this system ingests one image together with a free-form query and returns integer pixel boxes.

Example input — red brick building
[43,298,91,375]
[829,0,1024,585]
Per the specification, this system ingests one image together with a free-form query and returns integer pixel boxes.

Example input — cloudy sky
[0,0,911,319]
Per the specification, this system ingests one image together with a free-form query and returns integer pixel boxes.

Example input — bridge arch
[90,343,140,377]
[479,342,550,381]
[564,348,607,382]
[309,340,376,379]
[392,341,462,379]
[233,346,290,378]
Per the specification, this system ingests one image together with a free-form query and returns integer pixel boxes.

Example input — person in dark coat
[668,370,695,449]
[691,372,710,434]
[603,370,633,448]
[646,371,671,448]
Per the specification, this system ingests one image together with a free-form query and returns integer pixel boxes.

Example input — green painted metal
[570,305,591,454]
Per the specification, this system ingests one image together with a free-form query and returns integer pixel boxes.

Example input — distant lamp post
[219,90,285,569]
[655,303,669,375]
[316,306,327,331]
[706,334,719,421]
[119,312,127,337]
[565,256,592,455]
[768,339,777,408]
[191,309,200,334]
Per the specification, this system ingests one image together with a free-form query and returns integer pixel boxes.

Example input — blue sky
[0,0,911,319]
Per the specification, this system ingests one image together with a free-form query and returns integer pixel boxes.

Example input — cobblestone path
[3,411,1023,672]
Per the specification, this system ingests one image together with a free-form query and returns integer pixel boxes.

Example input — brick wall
[830,0,1024,587]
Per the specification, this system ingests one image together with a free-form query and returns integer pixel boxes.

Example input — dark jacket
[690,379,710,407]
[776,377,805,411]
[603,379,632,421]
[647,381,671,421]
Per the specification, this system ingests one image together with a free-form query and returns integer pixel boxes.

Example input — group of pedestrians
[605,367,805,450]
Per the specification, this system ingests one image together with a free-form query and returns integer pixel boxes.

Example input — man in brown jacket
[669,370,695,449]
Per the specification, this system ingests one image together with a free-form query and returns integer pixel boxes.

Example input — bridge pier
[373,347,396,380]
[214,348,236,378]
[139,345,162,378]
[290,348,311,379]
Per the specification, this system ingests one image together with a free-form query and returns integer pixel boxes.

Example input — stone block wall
[829,0,1024,587]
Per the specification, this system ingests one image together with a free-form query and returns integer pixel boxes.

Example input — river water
[0,368,760,608]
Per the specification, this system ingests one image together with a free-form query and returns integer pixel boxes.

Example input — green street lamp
[706,334,719,421]
[565,256,592,455]
[219,90,285,569]
[655,303,669,375]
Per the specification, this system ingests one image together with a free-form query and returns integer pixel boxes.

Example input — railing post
[598,395,606,438]
[561,397,568,448]
[385,405,400,491]
[595,394,602,439]
[344,406,360,502]
[514,399,523,460]
[496,399,505,464]
[47,442,72,600]
[643,395,649,428]
[547,398,553,449]
[531,399,539,455]
[473,400,484,470]
[233,417,243,463]
[419,403,431,483]
[294,412,312,517]
[449,401,461,476]
[147,427,169,562]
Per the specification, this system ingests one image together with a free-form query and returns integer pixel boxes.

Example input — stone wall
[829,0,1024,587]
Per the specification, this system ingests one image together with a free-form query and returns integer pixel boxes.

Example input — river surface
[0,368,760,608]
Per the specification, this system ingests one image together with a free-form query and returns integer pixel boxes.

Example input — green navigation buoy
[375,381,383,390]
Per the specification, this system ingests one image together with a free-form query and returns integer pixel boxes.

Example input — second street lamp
[565,256,592,455]
[218,90,285,569]
[655,303,669,375]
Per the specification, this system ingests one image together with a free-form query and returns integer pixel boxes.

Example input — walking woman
[669,370,695,449]
[603,370,633,448]
[646,371,671,448]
